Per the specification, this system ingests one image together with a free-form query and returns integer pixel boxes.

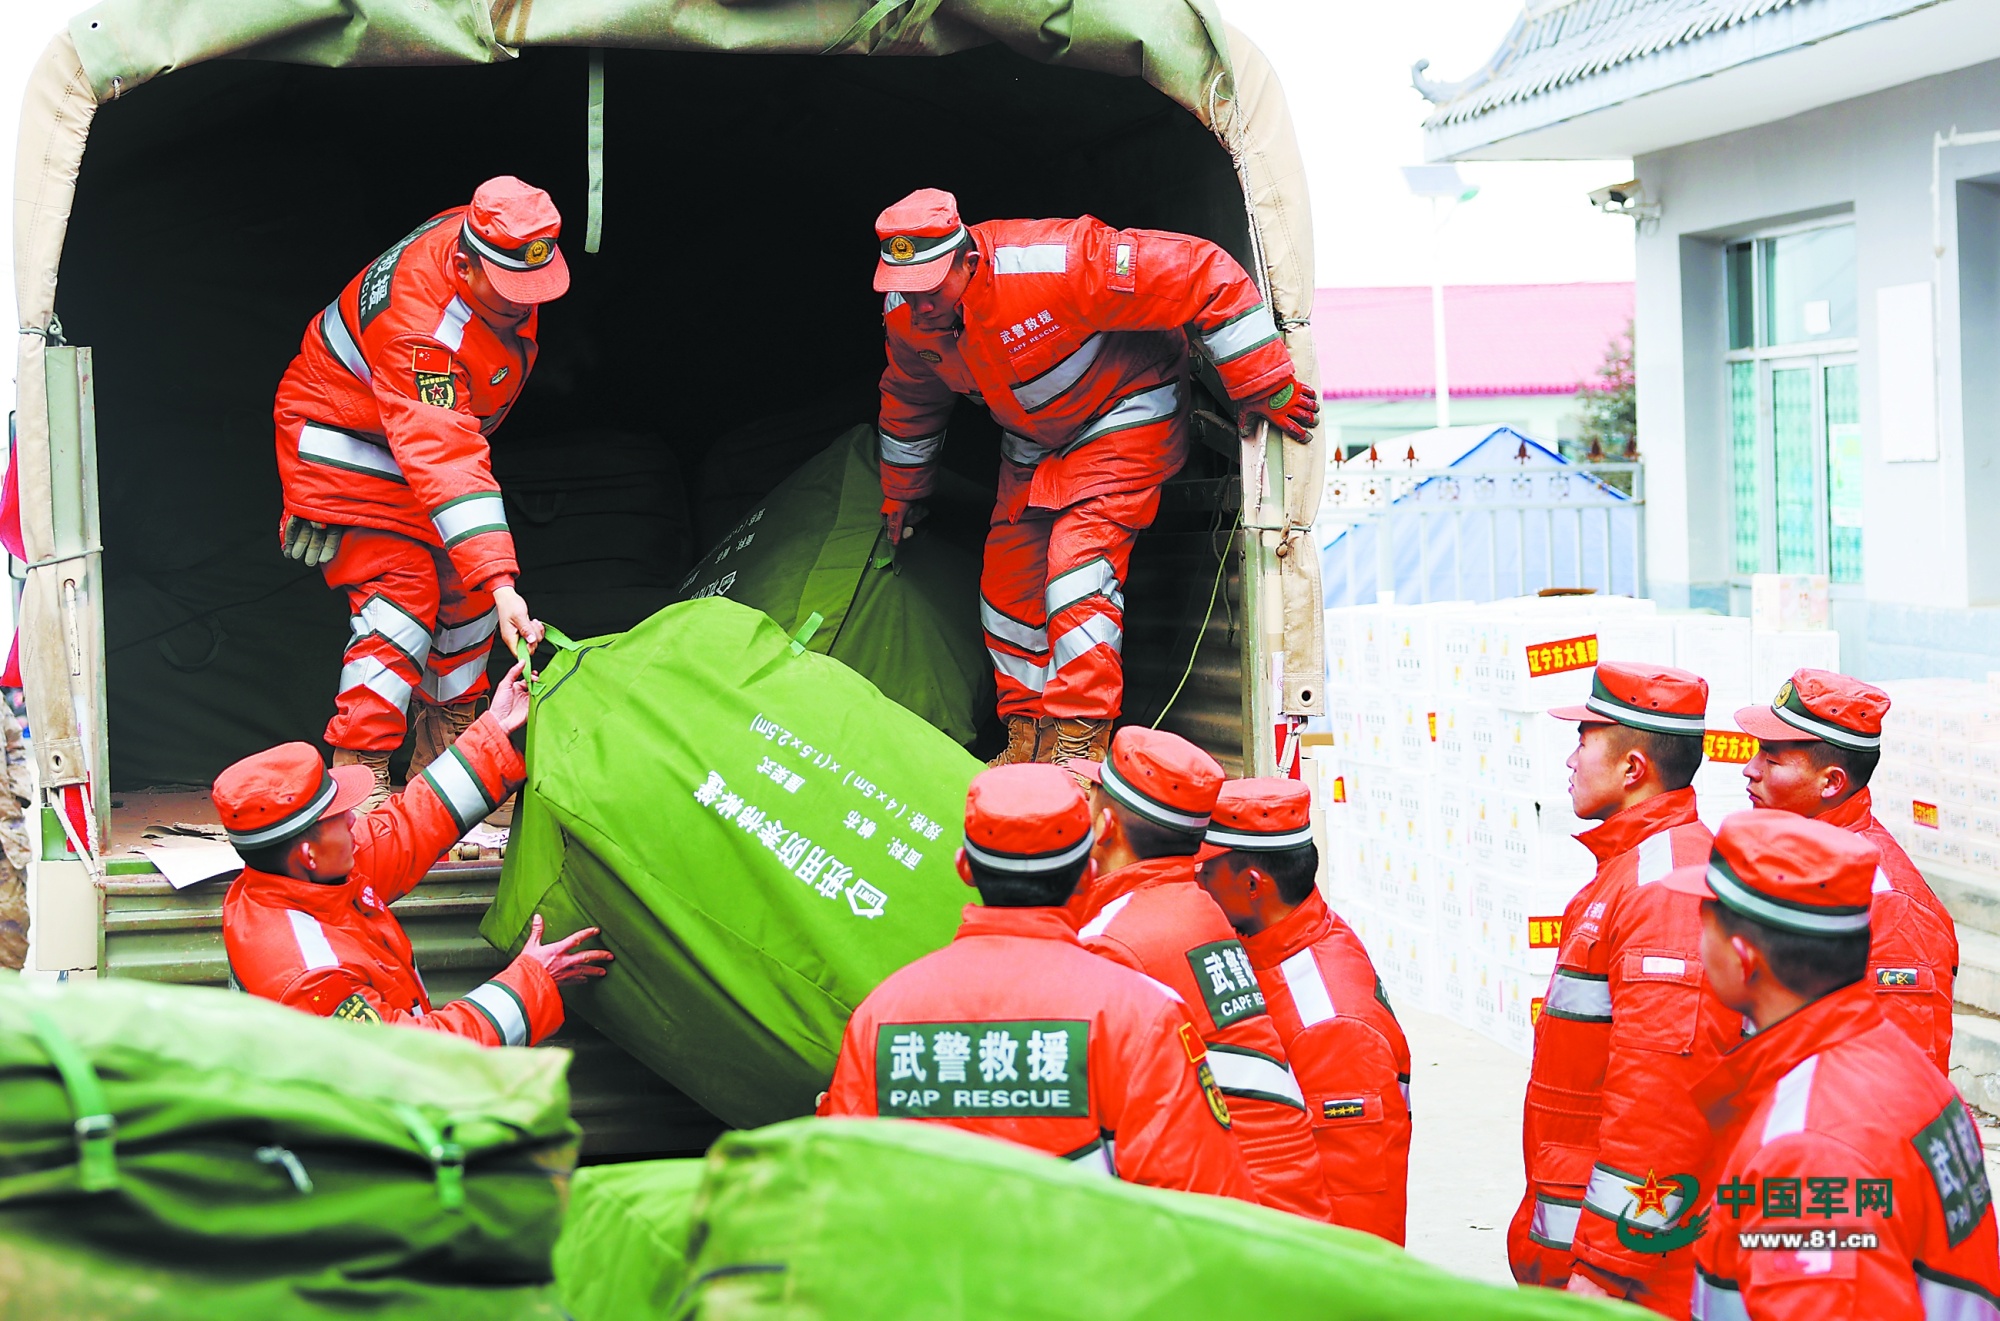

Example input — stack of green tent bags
[0,976,576,1318]
[553,1158,705,1320]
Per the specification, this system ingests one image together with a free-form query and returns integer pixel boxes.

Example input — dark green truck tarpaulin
[552,1158,705,1321]
[64,0,1233,127]
[675,424,991,747]
[0,976,577,1318]
[653,1119,1641,1319]
[484,598,981,1129]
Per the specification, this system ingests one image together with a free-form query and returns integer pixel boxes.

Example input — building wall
[1636,56,2000,679]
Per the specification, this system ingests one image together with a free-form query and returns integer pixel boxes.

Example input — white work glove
[281,516,346,568]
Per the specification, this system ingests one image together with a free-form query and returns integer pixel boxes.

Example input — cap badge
[888,235,916,262]
[523,238,551,265]
[1776,680,1796,705]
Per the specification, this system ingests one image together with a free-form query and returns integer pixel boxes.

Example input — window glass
[1726,243,1756,350]
[1730,362,1760,573]
[1772,366,1821,572]
[1825,363,1862,583]
[1763,227,1856,345]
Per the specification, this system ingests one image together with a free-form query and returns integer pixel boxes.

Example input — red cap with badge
[212,743,377,853]
[1735,668,1888,753]
[1549,660,1709,736]
[874,188,970,294]
[1195,777,1315,862]
[1070,726,1225,835]
[1662,809,1879,935]
[961,763,1094,876]
[462,176,568,304]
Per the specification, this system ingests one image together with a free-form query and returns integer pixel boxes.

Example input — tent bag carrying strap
[391,1102,467,1211]
[29,1008,118,1192]
[513,615,823,690]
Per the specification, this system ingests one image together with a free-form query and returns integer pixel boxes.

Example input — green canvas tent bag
[484,597,981,1129]
[552,1158,705,1321]
[672,1118,1638,1320]
[0,975,577,1318]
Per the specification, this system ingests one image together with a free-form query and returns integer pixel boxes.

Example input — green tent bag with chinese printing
[675,1119,1636,1321]
[673,422,993,747]
[483,597,981,1130]
[0,976,578,1319]
[552,1158,705,1321]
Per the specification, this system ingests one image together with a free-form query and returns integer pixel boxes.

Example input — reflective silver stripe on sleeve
[1012,334,1104,411]
[1063,1135,1117,1177]
[1917,1268,2000,1321]
[1200,304,1280,364]
[1584,1164,1685,1228]
[298,424,406,483]
[987,647,1048,693]
[1692,1272,1750,1321]
[421,653,487,705]
[433,608,498,657]
[980,599,1048,653]
[1047,557,1124,617]
[1205,1044,1306,1109]
[287,910,340,971]
[339,656,414,714]
[878,429,944,467]
[432,296,472,352]
[1001,431,1045,466]
[1528,1195,1582,1250]
[1760,1054,1818,1144]
[992,243,1067,274]
[1280,949,1338,1027]
[883,292,905,313]
[1051,614,1122,671]
[432,493,509,548]
[461,980,530,1046]
[1400,1075,1412,1110]
[1070,381,1181,449]
[320,301,372,383]
[1544,968,1612,1022]
[353,595,432,667]
[420,745,498,834]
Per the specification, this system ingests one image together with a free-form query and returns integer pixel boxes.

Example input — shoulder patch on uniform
[1185,939,1267,1028]
[1322,1096,1369,1121]
[330,993,381,1024]
[1109,239,1136,292]
[413,344,450,374]
[873,1020,1089,1119]
[1877,967,1921,987]
[1914,1097,1993,1248]
[1195,1058,1232,1129]
[490,366,509,385]
[415,370,456,409]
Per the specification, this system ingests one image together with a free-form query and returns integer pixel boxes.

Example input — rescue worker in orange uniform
[221,661,609,1045]
[821,763,1253,1197]
[870,189,1318,768]
[1070,728,1333,1222]
[1194,777,1413,1243]
[273,177,566,808]
[1736,669,1958,1071]
[1665,812,2000,1320]
[1511,661,1741,1314]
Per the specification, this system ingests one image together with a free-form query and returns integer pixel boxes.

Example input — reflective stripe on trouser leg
[1040,488,1156,721]
[423,649,491,705]
[322,530,442,752]
[982,503,1057,720]
[420,543,496,706]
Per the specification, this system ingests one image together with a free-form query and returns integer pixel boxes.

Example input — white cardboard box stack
[1310,586,1837,1058]
[1873,676,2000,878]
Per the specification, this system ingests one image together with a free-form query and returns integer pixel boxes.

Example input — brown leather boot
[986,714,1053,768]
[331,747,393,814]
[1050,718,1114,773]
[409,701,480,780]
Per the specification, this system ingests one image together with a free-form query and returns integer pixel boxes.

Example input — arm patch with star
[330,993,383,1024]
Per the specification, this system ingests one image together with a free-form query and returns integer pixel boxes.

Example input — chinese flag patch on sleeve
[412,344,451,374]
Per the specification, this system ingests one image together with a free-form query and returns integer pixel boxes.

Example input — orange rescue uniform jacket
[1692,983,2000,1320]
[1817,789,1958,1070]
[1076,856,1334,1222]
[821,905,1255,1197]
[1513,787,1739,1315]
[274,207,534,591]
[223,715,561,1047]
[878,216,1295,513]
[1242,888,1413,1243]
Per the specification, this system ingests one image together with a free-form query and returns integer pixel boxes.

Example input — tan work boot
[986,715,1055,768]
[1050,718,1114,774]
[409,701,480,780]
[331,747,393,814]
